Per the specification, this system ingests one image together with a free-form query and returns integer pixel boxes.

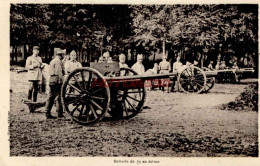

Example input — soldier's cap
[70,50,76,56]
[33,46,40,50]
[57,49,66,55]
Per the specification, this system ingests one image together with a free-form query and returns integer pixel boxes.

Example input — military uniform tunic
[25,55,43,84]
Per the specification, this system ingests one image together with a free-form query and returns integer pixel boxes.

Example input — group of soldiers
[207,53,255,71]
[25,46,200,119]
[25,46,82,119]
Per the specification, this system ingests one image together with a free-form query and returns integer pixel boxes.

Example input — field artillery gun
[60,62,217,125]
[202,67,255,83]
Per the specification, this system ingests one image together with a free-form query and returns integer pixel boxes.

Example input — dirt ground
[9,71,258,157]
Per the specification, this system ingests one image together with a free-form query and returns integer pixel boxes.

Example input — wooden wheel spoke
[125,90,143,94]
[91,87,104,95]
[68,83,82,93]
[180,78,189,81]
[89,104,98,119]
[86,109,90,121]
[180,79,189,83]
[66,93,81,97]
[73,75,84,92]
[195,75,204,79]
[125,98,137,111]
[195,83,203,88]
[181,74,188,78]
[90,99,103,110]
[183,83,190,91]
[182,73,189,78]
[193,80,205,83]
[127,94,141,103]
[71,103,81,116]
[81,71,86,89]
[122,100,129,117]
[79,104,85,119]
[205,84,210,88]
[184,69,191,77]
[87,72,92,91]
[90,96,106,100]
[65,97,81,105]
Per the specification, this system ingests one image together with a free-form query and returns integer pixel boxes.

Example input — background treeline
[10,4,258,69]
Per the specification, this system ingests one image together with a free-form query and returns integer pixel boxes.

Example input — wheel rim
[115,68,146,119]
[178,66,206,94]
[61,67,110,125]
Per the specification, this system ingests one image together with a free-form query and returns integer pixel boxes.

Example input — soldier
[119,53,128,68]
[215,61,220,70]
[98,56,105,63]
[107,57,113,63]
[208,61,214,70]
[65,50,82,75]
[131,54,145,75]
[159,55,171,91]
[219,61,226,70]
[25,46,44,102]
[103,51,110,62]
[172,56,182,71]
[171,56,183,92]
[145,63,159,90]
[45,49,66,119]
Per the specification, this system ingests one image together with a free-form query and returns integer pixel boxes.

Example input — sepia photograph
[7,2,258,160]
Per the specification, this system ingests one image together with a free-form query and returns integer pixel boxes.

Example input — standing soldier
[64,50,82,75]
[159,55,171,91]
[25,46,43,102]
[45,49,65,119]
[131,54,145,75]
[171,56,183,92]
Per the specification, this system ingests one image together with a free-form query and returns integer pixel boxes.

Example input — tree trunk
[80,46,83,63]
[11,46,14,64]
[201,54,204,68]
[162,38,166,57]
[14,46,18,63]
[23,44,27,60]
[153,50,156,63]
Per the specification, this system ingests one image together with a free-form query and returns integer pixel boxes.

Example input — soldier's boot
[28,89,33,101]
[32,91,38,102]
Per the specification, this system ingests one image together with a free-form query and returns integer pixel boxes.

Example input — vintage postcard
[1,0,259,165]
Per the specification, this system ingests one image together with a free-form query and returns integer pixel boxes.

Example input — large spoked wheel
[202,77,215,93]
[113,68,146,119]
[178,66,207,94]
[61,67,110,125]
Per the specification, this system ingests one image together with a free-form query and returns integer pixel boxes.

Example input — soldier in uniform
[45,49,66,119]
[119,53,128,68]
[159,55,171,91]
[208,61,214,70]
[98,56,105,63]
[64,50,82,75]
[171,56,183,92]
[131,54,145,75]
[25,46,43,102]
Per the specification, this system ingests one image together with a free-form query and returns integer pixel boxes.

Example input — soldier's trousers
[45,84,63,116]
[28,81,39,102]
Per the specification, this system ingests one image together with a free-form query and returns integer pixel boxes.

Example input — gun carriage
[60,62,217,125]
[202,67,255,83]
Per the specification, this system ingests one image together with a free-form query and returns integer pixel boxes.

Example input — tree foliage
[10,4,258,65]
[129,4,258,62]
